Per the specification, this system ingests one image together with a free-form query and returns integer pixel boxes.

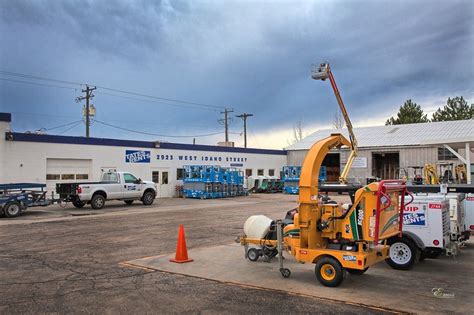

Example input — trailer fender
[399,231,425,250]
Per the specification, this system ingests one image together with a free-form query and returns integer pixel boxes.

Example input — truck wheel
[315,257,345,287]
[4,201,22,218]
[142,191,155,206]
[91,194,106,210]
[346,267,369,275]
[72,200,86,208]
[124,200,134,205]
[386,237,420,270]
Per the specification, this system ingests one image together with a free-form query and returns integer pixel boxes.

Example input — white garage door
[46,159,92,192]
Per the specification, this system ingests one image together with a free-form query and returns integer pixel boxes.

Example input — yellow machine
[423,163,439,185]
[455,164,467,184]
[238,63,411,287]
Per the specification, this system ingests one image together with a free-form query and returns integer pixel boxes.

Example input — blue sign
[125,150,151,163]
[403,211,426,226]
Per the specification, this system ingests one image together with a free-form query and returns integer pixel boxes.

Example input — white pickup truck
[56,171,157,209]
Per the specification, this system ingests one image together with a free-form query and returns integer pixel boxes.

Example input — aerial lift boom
[312,63,358,183]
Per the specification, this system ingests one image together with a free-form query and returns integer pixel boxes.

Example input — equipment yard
[1,194,472,314]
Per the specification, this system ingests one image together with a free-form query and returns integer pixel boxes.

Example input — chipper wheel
[247,248,261,262]
[315,257,345,287]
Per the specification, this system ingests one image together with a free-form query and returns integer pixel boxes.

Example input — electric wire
[57,121,83,135]
[44,120,83,131]
[0,70,228,111]
[0,78,78,90]
[95,91,219,112]
[93,119,225,138]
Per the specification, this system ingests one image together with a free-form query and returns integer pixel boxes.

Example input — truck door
[122,173,141,199]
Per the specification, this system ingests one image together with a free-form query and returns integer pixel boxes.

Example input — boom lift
[311,63,357,183]
[238,64,412,287]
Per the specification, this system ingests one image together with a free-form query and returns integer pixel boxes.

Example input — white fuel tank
[243,215,273,239]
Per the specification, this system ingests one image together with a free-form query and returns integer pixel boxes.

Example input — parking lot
[1,194,473,314]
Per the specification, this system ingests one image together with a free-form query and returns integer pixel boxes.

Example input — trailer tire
[315,256,345,287]
[142,190,155,206]
[72,200,86,208]
[91,194,106,210]
[247,248,261,262]
[386,237,420,270]
[4,201,22,218]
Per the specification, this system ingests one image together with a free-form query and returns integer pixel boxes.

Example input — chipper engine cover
[243,215,273,239]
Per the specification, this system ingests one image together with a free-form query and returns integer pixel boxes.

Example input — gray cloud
[0,0,473,146]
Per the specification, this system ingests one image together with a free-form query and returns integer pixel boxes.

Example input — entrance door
[372,152,400,180]
[151,168,171,198]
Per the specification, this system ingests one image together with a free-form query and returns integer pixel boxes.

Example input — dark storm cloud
[0,0,472,146]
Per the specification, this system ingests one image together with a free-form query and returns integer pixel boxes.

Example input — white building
[0,113,287,197]
[286,120,474,184]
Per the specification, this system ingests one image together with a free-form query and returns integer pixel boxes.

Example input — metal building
[286,120,474,184]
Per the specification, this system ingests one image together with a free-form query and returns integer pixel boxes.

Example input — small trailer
[0,183,54,218]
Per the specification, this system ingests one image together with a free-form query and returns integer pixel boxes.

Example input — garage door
[46,159,92,192]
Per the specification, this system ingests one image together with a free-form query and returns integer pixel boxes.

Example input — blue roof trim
[5,132,287,155]
[0,113,12,122]
[7,132,155,148]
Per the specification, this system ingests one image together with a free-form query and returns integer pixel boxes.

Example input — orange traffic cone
[170,224,193,263]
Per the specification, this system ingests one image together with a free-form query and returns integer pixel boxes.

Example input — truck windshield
[102,172,119,183]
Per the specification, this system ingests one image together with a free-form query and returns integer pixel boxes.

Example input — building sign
[352,157,367,168]
[125,150,151,163]
[156,154,248,164]
[403,204,426,226]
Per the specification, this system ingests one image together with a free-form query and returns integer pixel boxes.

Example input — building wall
[1,139,286,197]
[289,145,470,183]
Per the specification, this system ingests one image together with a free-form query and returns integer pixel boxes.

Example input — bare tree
[287,118,304,145]
[333,110,344,129]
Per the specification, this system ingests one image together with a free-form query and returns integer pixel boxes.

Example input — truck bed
[56,181,117,196]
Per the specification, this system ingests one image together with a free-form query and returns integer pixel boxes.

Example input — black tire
[72,200,86,208]
[3,201,22,218]
[247,248,260,262]
[142,190,155,206]
[346,267,369,275]
[91,194,106,210]
[386,237,420,270]
[124,200,134,205]
[315,256,345,287]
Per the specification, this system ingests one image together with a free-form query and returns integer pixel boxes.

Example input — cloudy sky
[0,0,473,149]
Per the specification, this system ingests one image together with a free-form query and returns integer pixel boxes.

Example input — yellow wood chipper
[237,63,412,287]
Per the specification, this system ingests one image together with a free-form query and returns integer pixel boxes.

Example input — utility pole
[76,85,96,137]
[219,108,234,142]
[236,113,253,148]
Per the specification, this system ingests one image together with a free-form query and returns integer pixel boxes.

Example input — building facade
[286,120,474,184]
[0,113,287,197]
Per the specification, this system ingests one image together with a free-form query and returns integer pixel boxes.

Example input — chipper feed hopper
[238,134,410,287]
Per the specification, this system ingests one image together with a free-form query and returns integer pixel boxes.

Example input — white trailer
[465,193,474,235]
[386,196,454,270]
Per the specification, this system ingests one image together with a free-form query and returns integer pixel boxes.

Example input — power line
[95,91,219,112]
[44,120,83,131]
[0,69,227,110]
[0,70,83,86]
[57,121,83,135]
[0,78,77,90]
[94,119,226,138]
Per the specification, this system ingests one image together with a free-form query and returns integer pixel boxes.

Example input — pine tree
[432,97,473,121]
[385,100,429,125]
